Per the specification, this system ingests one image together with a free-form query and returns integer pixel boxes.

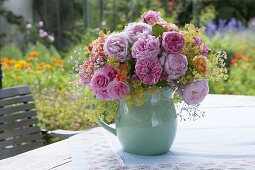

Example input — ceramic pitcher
[99,88,177,155]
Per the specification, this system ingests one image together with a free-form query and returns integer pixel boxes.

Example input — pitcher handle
[97,116,117,136]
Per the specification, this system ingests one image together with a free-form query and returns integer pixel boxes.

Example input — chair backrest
[0,86,43,159]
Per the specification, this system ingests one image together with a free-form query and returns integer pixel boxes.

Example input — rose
[90,71,109,90]
[180,79,209,105]
[192,55,208,74]
[193,37,209,56]
[194,36,202,46]
[135,57,163,85]
[93,88,110,101]
[131,35,160,59]
[200,43,209,55]
[157,19,179,32]
[103,33,129,62]
[162,32,184,54]
[124,22,152,44]
[102,65,117,81]
[107,81,130,100]
[163,53,188,80]
[141,10,161,26]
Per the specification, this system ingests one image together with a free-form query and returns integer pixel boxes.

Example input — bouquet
[76,10,227,120]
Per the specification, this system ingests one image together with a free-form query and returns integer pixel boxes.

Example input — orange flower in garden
[51,57,64,67]
[31,51,39,57]
[44,64,53,71]
[235,52,242,58]
[116,64,128,81]
[0,57,9,64]
[241,56,249,62]
[192,55,208,74]
[27,56,36,62]
[9,59,16,65]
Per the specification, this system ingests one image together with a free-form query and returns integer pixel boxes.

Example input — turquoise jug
[99,88,177,155]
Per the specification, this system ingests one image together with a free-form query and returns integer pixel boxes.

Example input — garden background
[1,0,255,143]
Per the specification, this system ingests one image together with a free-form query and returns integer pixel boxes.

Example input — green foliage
[0,43,23,59]
[152,24,164,37]
[199,5,216,26]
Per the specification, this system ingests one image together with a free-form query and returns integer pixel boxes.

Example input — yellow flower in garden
[36,64,41,71]
[14,63,22,71]
[31,51,39,57]
[18,60,29,68]
[45,64,53,71]
[9,59,16,65]
[192,55,208,74]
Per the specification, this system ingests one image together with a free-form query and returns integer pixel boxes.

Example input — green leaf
[152,24,164,37]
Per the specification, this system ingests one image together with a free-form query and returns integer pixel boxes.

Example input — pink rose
[141,10,161,26]
[102,65,117,81]
[124,22,152,44]
[201,43,209,55]
[135,57,163,85]
[194,37,202,46]
[162,32,184,54]
[107,81,130,100]
[164,53,188,80]
[90,71,109,89]
[180,79,209,105]
[103,33,129,62]
[131,35,160,59]
[93,88,110,101]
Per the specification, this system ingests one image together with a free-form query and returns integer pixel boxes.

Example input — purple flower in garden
[135,57,163,85]
[103,33,129,62]
[163,53,188,80]
[200,43,209,55]
[102,65,117,81]
[90,71,109,89]
[124,22,152,44]
[107,81,130,100]
[194,37,202,46]
[93,88,110,101]
[180,79,209,105]
[205,20,217,37]
[131,35,160,59]
[141,10,161,26]
[162,32,184,54]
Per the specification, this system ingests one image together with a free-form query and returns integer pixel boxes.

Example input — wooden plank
[0,103,35,115]
[0,139,70,169]
[0,86,31,99]
[0,95,34,107]
[0,126,41,140]
[0,141,43,160]
[0,132,43,148]
[0,118,38,131]
[0,111,37,124]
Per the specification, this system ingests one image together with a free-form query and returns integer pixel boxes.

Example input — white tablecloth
[69,95,255,170]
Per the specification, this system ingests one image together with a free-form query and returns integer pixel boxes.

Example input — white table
[1,94,255,170]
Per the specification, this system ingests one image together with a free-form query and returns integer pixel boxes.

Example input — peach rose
[192,55,208,74]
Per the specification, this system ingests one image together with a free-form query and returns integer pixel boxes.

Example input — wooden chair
[0,85,82,159]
